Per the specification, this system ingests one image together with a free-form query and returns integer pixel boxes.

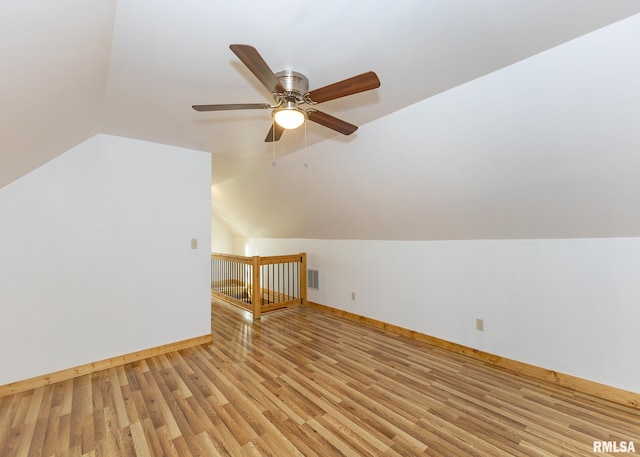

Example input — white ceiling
[2,1,640,240]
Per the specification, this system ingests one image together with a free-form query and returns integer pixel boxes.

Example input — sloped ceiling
[217,13,640,240]
[2,1,640,240]
[0,0,116,187]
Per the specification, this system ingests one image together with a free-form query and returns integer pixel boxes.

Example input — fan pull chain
[272,118,276,166]
[304,119,309,168]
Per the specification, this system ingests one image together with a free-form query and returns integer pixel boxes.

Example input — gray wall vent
[308,269,319,290]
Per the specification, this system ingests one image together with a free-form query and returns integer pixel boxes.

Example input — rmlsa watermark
[593,440,635,453]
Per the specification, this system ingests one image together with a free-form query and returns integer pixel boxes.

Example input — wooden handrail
[211,252,305,265]
[211,253,253,264]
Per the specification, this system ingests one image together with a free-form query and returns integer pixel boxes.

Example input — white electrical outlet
[476,318,484,331]
[191,239,198,249]
[351,292,356,300]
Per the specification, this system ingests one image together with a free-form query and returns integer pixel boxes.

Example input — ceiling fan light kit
[273,104,306,129]
[193,44,380,142]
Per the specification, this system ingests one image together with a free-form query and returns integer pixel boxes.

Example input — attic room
[1,1,639,455]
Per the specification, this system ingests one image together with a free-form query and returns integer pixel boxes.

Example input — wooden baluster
[300,252,307,306]
[252,256,261,319]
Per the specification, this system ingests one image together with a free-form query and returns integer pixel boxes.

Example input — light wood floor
[1,301,638,457]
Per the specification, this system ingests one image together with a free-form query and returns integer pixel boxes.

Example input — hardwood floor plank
[258,417,324,457]
[106,368,130,430]
[41,404,62,457]
[337,392,431,452]
[255,431,306,457]
[128,420,152,457]
[57,412,72,455]
[151,424,180,457]
[305,416,368,456]
[1,300,638,456]
[10,395,32,430]
[145,369,198,451]
[203,419,247,457]
[14,387,45,457]
[0,419,22,457]
[196,430,226,457]
[137,369,179,439]
[280,371,392,452]
[0,395,21,456]
[318,413,391,455]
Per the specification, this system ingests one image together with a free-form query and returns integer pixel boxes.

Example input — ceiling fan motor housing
[275,70,309,102]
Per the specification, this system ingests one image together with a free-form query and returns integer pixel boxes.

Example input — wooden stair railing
[211,252,307,319]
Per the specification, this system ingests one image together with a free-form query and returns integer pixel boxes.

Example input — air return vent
[308,269,319,290]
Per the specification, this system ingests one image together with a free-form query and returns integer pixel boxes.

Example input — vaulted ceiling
[2,1,640,240]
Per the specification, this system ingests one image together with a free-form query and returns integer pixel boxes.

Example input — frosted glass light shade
[274,108,305,129]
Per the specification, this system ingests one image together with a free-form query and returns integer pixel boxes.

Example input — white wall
[0,134,211,386]
[242,237,640,393]
[210,211,235,254]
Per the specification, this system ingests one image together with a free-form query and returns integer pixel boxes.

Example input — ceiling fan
[192,44,381,142]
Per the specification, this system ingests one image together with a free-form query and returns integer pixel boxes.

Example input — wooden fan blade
[307,110,358,135]
[306,71,380,104]
[230,44,285,94]
[192,103,271,111]
[265,123,285,142]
